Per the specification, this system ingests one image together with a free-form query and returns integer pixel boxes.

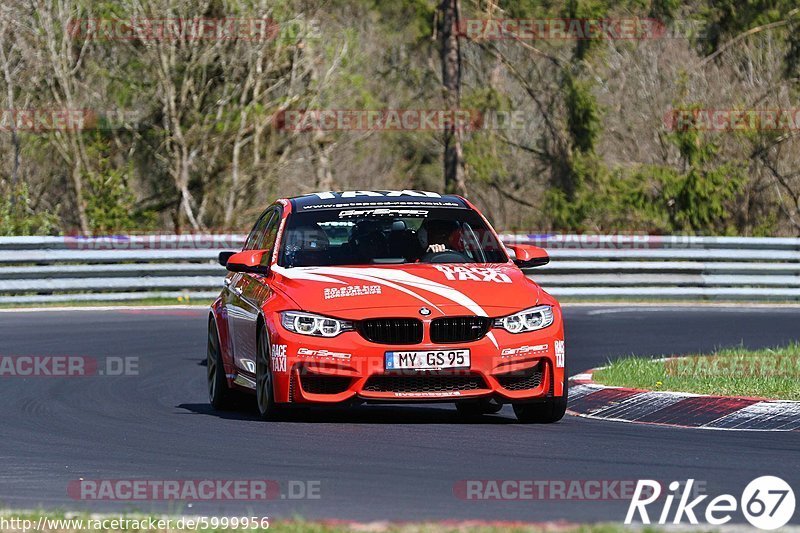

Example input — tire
[513,366,568,424]
[456,398,503,418]
[256,324,285,421]
[208,317,237,410]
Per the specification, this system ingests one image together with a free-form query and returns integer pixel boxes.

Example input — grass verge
[0,512,648,533]
[591,343,800,400]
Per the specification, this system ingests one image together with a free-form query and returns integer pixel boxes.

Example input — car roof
[288,190,469,211]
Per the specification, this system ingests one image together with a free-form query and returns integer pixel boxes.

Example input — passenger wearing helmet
[348,220,387,262]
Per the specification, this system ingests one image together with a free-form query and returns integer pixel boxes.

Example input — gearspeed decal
[501,344,548,357]
[338,208,428,218]
[297,348,352,360]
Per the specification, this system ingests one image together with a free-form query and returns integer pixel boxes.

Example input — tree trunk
[312,131,335,191]
[71,162,90,234]
[0,42,19,193]
[438,0,467,196]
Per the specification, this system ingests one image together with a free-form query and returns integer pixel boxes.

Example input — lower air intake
[362,374,486,394]
[496,363,544,391]
[299,374,352,395]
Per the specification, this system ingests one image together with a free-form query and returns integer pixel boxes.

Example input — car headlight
[494,305,554,333]
[280,311,353,337]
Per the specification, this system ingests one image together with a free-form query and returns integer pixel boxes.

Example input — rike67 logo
[626,477,795,530]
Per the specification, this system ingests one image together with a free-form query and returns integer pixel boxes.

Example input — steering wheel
[421,250,472,263]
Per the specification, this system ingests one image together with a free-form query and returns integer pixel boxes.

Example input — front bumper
[266,318,566,404]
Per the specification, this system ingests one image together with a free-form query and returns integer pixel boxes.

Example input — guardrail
[0,234,798,304]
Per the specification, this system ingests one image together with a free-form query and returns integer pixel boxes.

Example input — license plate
[385,349,470,370]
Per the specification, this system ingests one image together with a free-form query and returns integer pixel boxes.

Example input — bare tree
[438,0,466,196]
[33,0,94,233]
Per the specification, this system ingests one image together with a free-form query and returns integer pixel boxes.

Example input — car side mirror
[507,244,549,268]
[224,250,271,275]
[218,251,236,267]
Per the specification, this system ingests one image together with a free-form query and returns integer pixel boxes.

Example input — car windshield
[279,207,508,267]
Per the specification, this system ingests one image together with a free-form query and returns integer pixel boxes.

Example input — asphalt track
[0,305,798,524]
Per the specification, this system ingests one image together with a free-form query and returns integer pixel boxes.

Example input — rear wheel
[256,324,285,420]
[513,366,568,424]
[208,318,236,410]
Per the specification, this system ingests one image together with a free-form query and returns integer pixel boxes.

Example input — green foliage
[366,0,435,42]
[611,161,745,234]
[648,0,681,20]
[461,87,513,186]
[543,124,746,234]
[785,18,800,81]
[463,133,510,187]
[543,153,599,231]
[564,74,600,154]
[0,182,59,236]
[562,0,611,61]
[701,0,797,54]
[83,142,156,234]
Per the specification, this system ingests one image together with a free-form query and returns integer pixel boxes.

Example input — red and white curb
[568,369,800,431]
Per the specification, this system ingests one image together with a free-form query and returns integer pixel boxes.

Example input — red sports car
[208,190,567,423]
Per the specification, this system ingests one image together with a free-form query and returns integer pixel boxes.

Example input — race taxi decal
[302,191,461,210]
[312,190,442,199]
[323,284,382,299]
[297,348,352,360]
[271,344,287,372]
[501,344,548,357]
[434,265,512,283]
[555,340,565,368]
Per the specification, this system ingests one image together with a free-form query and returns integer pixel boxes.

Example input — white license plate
[385,349,470,370]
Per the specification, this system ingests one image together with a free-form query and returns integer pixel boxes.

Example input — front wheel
[512,366,568,424]
[208,318,237,410]
[256,325,285,421]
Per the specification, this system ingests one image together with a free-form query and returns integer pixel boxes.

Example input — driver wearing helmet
[418,219,461,254]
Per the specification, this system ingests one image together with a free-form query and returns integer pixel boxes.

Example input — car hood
[270,263,540,317]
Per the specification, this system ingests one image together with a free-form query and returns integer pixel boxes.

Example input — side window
[255,211,280,252]
[244,210,275,250]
